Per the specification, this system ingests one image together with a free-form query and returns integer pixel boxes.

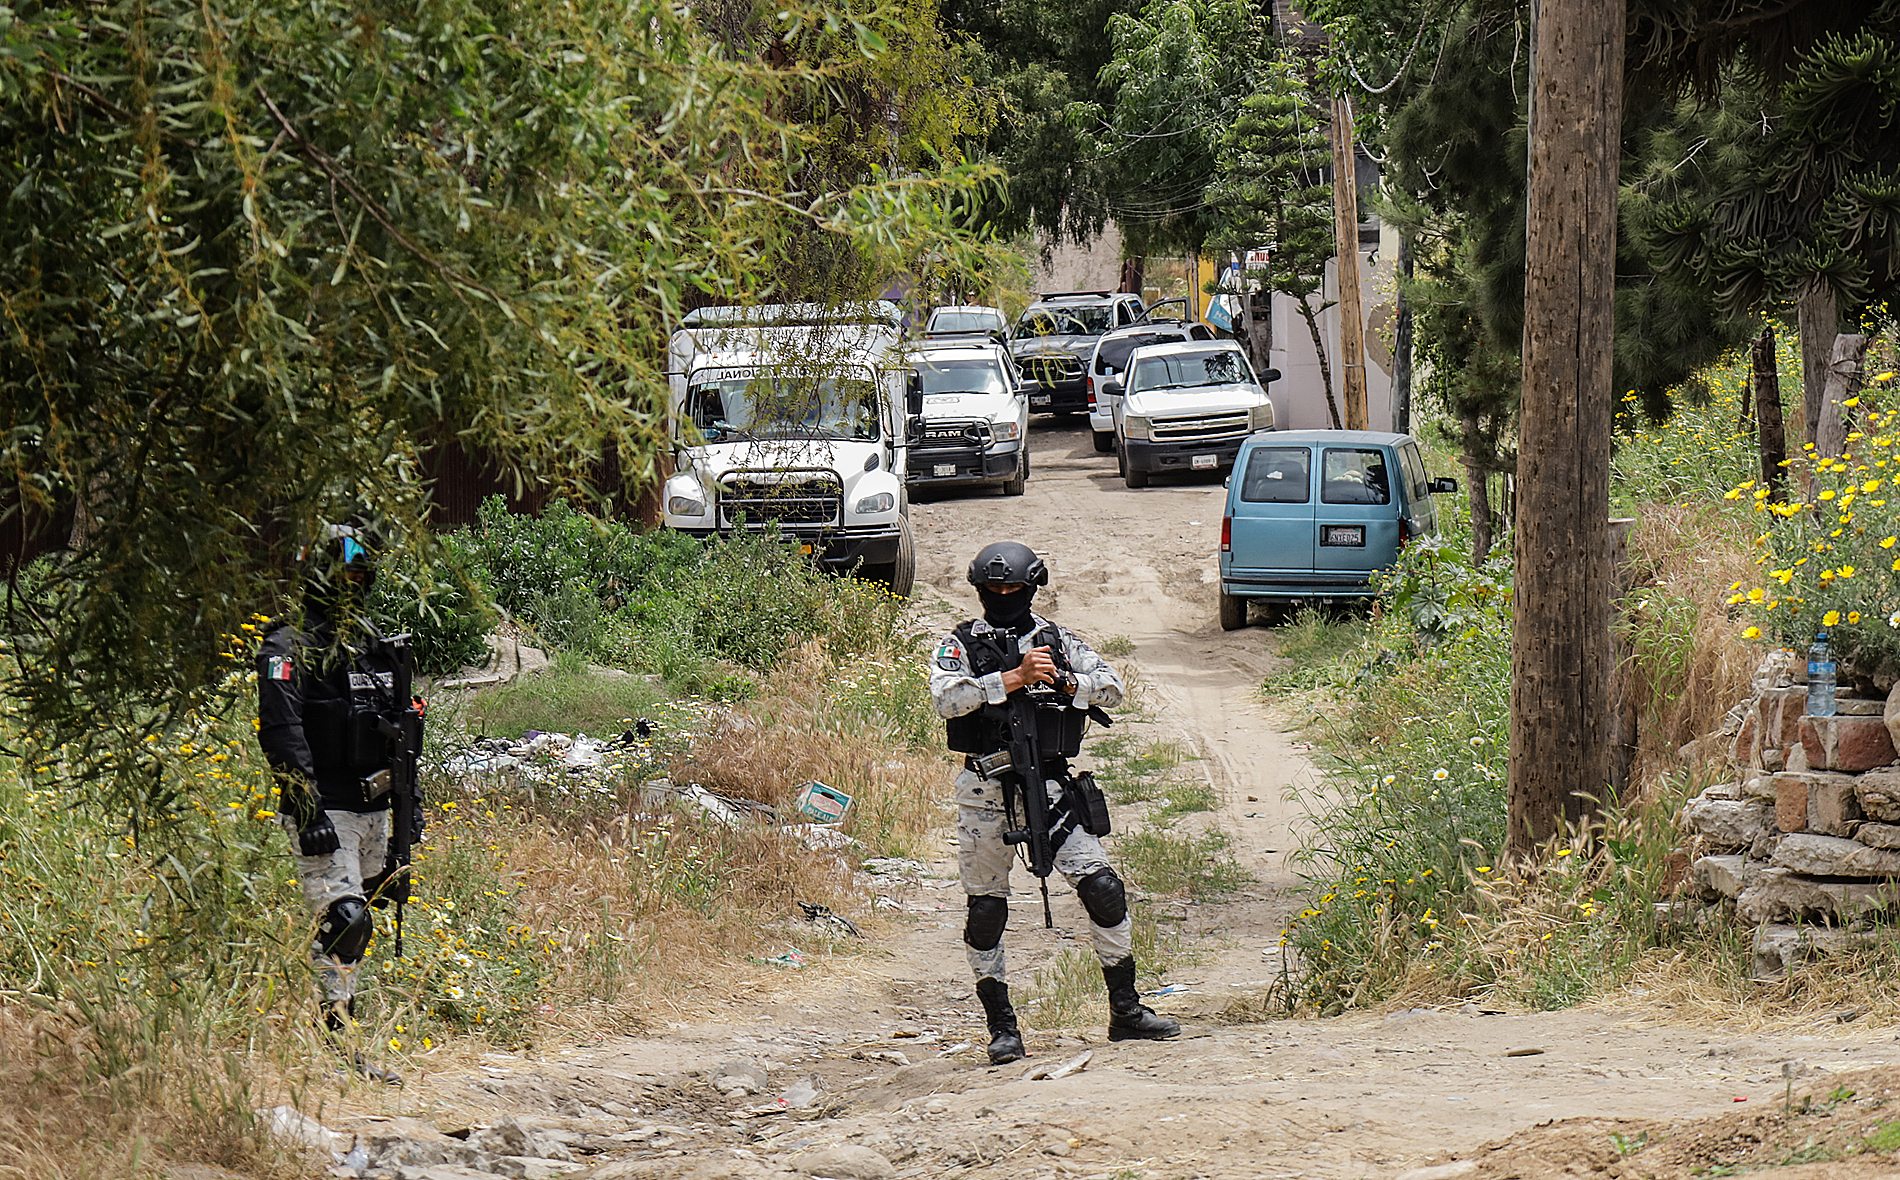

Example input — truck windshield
[1095,331,1186,374]
[930,309,1002,333]
[1013,306,1113,338]
[685,368,881,442]
[915,358,1009,396]
[1128,349,1251,392]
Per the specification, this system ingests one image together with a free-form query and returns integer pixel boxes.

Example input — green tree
[0,0,995,807]
[1074,0,1266,257]
[1202,58,1343,428]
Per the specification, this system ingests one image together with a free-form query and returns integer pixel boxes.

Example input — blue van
[1218,430,1458,629]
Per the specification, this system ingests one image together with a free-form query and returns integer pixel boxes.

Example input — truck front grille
[718,472,843,528]
[1150,411,1251,443]
[1022,355,1083,386]
[916,420,993,449]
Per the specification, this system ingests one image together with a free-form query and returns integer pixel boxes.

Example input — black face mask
[977,585,1037,631]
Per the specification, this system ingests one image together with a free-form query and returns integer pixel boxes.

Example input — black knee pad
[964,895,1008,950]
[317,897,374,963]
[1076,869,1127,929]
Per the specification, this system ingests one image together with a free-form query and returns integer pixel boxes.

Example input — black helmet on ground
[966,541,1047,588]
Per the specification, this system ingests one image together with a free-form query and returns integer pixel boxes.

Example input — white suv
[1111,340,1279,488]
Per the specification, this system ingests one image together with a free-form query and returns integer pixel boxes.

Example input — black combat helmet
[300,520,379,608]
[967,541,1047,588]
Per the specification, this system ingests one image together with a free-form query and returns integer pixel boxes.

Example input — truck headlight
[667,494,707,517]
[1250,402,1275,432]
[1122,414,1151,442]
[991,420,1021,442]
[854,492,895,515]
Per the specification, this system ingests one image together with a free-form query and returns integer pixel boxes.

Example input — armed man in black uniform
[256,523,420,1085]
[929,541,1179,1064]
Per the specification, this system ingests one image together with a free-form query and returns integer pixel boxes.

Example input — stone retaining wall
[1678,651,1900,978]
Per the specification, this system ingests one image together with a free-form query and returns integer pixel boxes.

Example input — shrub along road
[326,420,1900,1180]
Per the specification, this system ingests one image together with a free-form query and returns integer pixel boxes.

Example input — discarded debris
[798,900,864,938]
[1023,1050,1092,1081]
[860,857,930,877]
[758,950,808,969]
[788,822,859,850]
[793,779,854,823]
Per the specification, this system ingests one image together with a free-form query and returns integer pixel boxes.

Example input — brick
[1776,775,1810,832]
[1680,796,1773,850]
[1788,742,1810,772]
[1752,923,1878,981]
[1737,867,1900,924]
[1838,697,1885,716]
[1761,686,1810,747]
[1858,822,1900,850]
[1888,679,1900,757]
[1743,774,1777,799]
[1730,706,1762,767]
[1858,767,1900,822]
[1772,832,1900,877]
[1691,854,1753,898]
[1808,775,1865,836]
[1800,713,1898,773]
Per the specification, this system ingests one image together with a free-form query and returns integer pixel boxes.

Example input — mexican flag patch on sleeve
[266,656,293,681]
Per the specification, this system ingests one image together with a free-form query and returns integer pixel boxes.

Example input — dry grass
[1621,502,1767,796]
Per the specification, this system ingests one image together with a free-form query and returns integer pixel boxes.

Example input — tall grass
[1275,332,1821,1013]
[0,505,947,1175]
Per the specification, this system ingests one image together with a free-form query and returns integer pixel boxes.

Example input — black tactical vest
[943,619,1075,755]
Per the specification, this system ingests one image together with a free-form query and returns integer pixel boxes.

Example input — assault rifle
[975,635,1114,928]
[368,634,426,957]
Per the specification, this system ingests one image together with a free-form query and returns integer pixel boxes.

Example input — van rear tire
[1218,591,1247,631]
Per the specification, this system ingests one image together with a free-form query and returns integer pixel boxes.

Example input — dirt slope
[303,421,1900,1180]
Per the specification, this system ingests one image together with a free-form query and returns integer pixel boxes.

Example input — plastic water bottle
[1808,629,1837,717]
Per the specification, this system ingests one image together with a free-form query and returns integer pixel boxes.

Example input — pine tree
[1204,58,1343,428]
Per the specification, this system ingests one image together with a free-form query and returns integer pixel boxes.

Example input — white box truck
[661,302,920,595]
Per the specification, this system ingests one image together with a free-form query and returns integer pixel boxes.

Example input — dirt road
[324,420,1900,1180]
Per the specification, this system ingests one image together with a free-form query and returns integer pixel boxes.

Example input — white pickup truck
[1110,339,1279,489]
[661,302,920,595]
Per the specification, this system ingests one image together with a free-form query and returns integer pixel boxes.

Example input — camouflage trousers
[954,768,1132,984]
[286,808,389,1006]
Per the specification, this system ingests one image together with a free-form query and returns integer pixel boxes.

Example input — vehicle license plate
[933,463,957,477]
[1191,454,1218,470]
[1031,394,1052,406]
[1322,525,1365,547]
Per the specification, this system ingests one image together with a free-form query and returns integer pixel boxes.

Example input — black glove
[297,812,340,857]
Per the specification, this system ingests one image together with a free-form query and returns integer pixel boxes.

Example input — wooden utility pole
[1751,326,1786,499]
[1330,95,1368,430]
[1508,0,1625,861]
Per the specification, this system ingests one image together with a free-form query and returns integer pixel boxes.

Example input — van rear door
[1315,445,1403,579]
[1227,443,1316,576]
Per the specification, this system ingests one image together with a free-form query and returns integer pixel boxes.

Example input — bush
[372,532,496,675]
[1733,375,1900,685]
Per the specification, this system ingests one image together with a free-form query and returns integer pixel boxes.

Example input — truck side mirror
[1429,477,1460,494]
[1102,380,1124,399]
[906,372,925,417]
[906,416,925,444]
[1259,367,1282,385]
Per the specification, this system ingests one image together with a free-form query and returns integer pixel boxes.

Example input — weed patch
[1116,829,1253,900]
[1087,733,1189,805]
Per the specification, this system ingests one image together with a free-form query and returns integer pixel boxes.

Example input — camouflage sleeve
[1055,626,1123,710]
[928,630,1006,719]
[255,624,321,823]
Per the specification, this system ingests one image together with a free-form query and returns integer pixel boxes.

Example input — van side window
[1239,447,1312,504]
[1321,448,1391,505]
[1398,443,1430,503]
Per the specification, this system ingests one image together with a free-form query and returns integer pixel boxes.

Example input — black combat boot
[975,978,1026,1065]
[1102,957,1181,1042]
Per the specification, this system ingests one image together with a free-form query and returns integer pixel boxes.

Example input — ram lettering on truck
[661,302,921,596]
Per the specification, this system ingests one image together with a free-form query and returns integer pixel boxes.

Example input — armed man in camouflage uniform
[256,523,415,1085]
[929,540,1179,1065]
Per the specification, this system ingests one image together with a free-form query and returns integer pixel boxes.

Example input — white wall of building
[1030,223,1125,295]
[1266,221,1400,433]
